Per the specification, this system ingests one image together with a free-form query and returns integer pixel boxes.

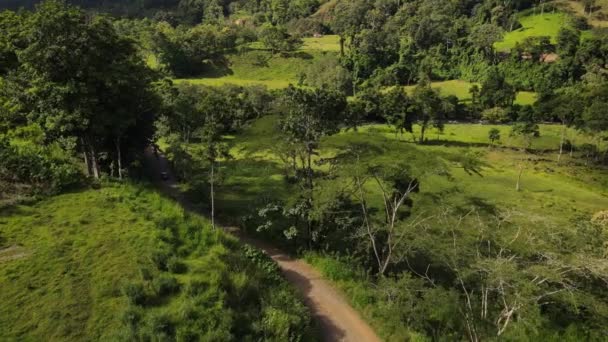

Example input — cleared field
[495,12,568,51]
[555,0,608,27]
[205,116,607,228]
[404,80,537,105]
[174,77,293,89]
[301,35,341,52]
[173,35,341,88]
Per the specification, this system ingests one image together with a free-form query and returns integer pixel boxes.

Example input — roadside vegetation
[0,182,315,340]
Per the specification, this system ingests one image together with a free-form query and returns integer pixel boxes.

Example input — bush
[570,16,590,30]
[153,275,180,297]
[482,107,509,123]
[0,130,82,197]
[146,312,174,337]
[242,245,282,283]
[123,282,147,306]
[151,249,171,271]
[122,306,143,331]
[186,279,209,297]
[175,326,199,342]
[167,256,187,274]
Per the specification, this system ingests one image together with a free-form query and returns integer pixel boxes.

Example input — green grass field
[301,35,341,52]
[403,80,537,105]
[176,115,607,339]
[0,182,314,340]
[174,36,341,89]
[495,12,568,51]
[200,116,607,230]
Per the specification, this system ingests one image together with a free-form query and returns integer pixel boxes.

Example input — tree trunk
[557,125,565,163]
[306,143,314,249]
[210,161,215,230]
[115,137,123,180]
[570,141,574,157]
[81,137,92,176]
[516,164,524,191]
[419,124,427,144]
[90,144,100,179]
[540,0,545,15]
[339,36,345,57]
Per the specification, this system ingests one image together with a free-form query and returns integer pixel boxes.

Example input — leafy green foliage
[259,25,303,55]
[0,125,81,202]
[152,22,239,77]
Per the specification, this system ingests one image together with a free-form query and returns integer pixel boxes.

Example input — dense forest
[1,0,608,341]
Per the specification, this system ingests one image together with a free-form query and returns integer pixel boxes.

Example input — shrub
[167,256,187,274]
[242,245,282,283]
[153,275,180,297]
[151,249,171,271]
[123,282,147,306]
[176,326,199,342]
[482,107,509,123]
[146,312,174,337]
[122,306,143,331]
[186,279,209,297]
[139,266,154,281]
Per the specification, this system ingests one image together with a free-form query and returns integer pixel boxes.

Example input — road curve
[145,148,382,342]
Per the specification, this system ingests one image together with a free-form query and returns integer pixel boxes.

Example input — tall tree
[381,87,414,138]
[479,68,516,109]
[276,86,347,247]
[412,80,453,144]
[0,0,157,179]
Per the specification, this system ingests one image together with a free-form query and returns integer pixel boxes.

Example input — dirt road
[145,149,381,342]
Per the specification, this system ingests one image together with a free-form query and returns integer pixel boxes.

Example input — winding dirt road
[146,149,381,342]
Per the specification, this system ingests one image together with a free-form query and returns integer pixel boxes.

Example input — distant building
[540,53,559,63]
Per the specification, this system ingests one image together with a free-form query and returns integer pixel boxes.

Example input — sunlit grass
[403,80,537,105]
[301,35,341,52]
[208,116,608,231]
[495,12,568,52]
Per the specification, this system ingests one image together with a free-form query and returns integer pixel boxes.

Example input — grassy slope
[554,0,608,27]
[404,80,538,105]
[215,116,607,227]
[495,12,568,51]
[0,182,314,340]
[174,35,341,89]
[171,38,538,104]
[200,116,608,339]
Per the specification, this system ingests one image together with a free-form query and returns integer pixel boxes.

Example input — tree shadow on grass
[193,57,235,78]
[463,196,498,216]
[182,158,289,226]
[287,51,314,60]
[422,139,491,149]
[280,269,346,342]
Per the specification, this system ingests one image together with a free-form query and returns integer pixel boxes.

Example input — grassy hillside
[403,80,538,105]
[174,36,341,89]
[555,0,608,27]
[0,182,315,341]
[174,115,608,339]
[495,12,568,51]
[222,117,606,221]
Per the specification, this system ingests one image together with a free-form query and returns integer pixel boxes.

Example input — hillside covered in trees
[1,0,608,341]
